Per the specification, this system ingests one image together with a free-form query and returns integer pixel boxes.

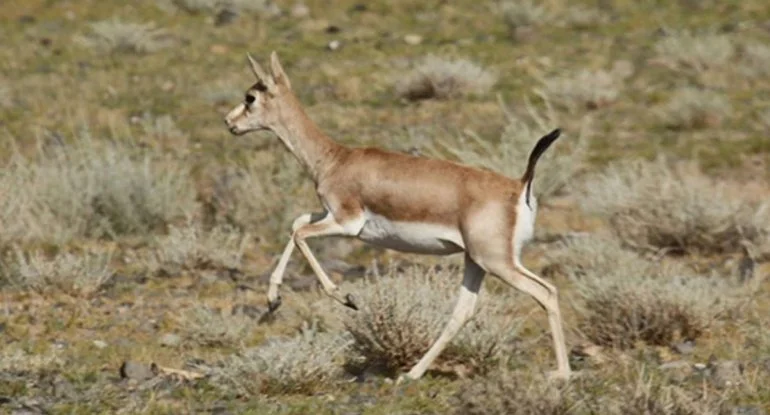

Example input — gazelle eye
[245,94,256,104]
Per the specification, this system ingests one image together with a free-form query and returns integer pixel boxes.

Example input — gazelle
[224,51,571,381]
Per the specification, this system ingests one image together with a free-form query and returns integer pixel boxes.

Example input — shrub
[655,87,731,129]
[76,19,174,54]
[176,305,254,347]
[654,30,734,72]
[151,223,249,273]
[543,235,657,279]
[3,246,114,297]
[571,268,736,348]
[538,69,626,111]
[167,0,280,15]
[208,325,352,395]
[0,347,62,374]
[0,81,12,108]
[500,0,549,30]
[416,99,588,201]
[579,158,769,254]
[0,132,197,246]
[343,263,520,376]
[395,55,497,101]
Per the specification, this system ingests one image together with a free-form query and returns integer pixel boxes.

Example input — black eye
[245,94,255,104]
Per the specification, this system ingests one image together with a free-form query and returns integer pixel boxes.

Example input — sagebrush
[579,158,769,254]
[395,55,496,101]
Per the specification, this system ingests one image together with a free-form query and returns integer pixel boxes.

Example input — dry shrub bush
[538,67,630,112]
[0,132,197,247]
[543,234,657,278]
[654,30,734,72]
[202,151,312,244]
[741,43,770,77]
[414,99,587,202]
[656,87,731,129]
[0,81,13,109]
[343,263,521,376]
[571,265,737,349]
[395,55,497,101]
[164,0,281,15]
[208,325,352,395]
[2,246,114,297]
[176,305,254,347]
[151,223,249,272]
[579,158,769,254]
[500,0,550,31]
[0,347,63,374]
[76,19,175,54]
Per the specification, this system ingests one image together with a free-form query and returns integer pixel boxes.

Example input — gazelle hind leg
[400,254,486,382]
[489,263,571,379]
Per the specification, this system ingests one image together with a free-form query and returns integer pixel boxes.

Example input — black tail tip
[546,128,561,140]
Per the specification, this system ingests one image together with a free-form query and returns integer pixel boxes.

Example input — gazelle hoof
[343,293,359,311]
[267,295,282,313]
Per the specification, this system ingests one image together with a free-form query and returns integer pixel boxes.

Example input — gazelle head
[224,51,293,136]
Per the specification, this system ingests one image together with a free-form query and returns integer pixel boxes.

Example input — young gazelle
[224,51,571,381]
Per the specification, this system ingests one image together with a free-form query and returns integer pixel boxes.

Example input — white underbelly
[357,213,464,255]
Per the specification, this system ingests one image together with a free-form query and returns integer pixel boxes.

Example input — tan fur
[224,51,571,382]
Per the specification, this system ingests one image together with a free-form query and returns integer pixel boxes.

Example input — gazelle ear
[270,51,291,90]
[247,53,271,83]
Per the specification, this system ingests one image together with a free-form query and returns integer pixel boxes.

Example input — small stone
[161,81,175,92]
[92,340,108,349]
[327,40,341,51]
[693,362,708,371]
[709,360,744,388]
[120,361,154,381]
[159,333,181,348]
[404,34,423,45]
[672,340,695,355]
[291,3,310,18]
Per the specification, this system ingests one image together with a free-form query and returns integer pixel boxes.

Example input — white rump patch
[512,190,536,262]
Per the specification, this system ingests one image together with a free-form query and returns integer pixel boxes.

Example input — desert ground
[1,0,770,413]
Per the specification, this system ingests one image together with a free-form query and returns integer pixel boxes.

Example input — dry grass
[395,55,497,101]
[654,30,734,72]
[208,324,352,395]
[176,305,254,347]
[579,158,769,254]
[656,87,731,129]
[3,246,114,297]
[0,81,12,109]
[75,19,175,54]
[455,366,729,415]
[418,99,588,201]
[342,262,520,376]
[0,133,197,247]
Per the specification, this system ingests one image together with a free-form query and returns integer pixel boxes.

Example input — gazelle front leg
[266,212,327,312]
[293,212,364,310]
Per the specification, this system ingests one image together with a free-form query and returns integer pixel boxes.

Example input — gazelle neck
[269,95,345,183]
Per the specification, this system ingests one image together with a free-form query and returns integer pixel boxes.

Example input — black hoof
[267,295,282,313]
[343,293,359,311]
